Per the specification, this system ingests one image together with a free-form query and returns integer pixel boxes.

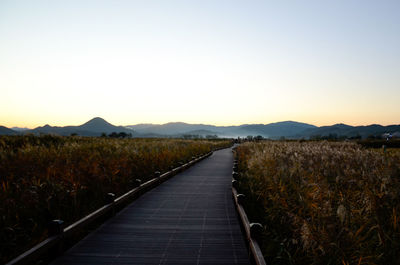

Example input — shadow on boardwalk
[51,148,250,265]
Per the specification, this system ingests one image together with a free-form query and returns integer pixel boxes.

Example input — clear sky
[1,0,399,128]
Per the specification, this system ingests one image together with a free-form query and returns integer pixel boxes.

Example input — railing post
[48,219,64,256]
[233,161,238,171]
[232,179,238,189]
[135,178,142,187]
[48,219,64,237]
[154,171,161,184]
[106,193,115,216]
[250,223,264,242]
[236,194,245,205]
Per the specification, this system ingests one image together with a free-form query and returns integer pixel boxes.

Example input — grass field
[0,135,231,263]
[234,141,400,265]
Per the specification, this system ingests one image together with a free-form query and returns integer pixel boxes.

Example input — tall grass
[0,135,231,263]
[235,141,400,265]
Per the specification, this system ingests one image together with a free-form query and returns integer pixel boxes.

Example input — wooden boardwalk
[51,148,250,265]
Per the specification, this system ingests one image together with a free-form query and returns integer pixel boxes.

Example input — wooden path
[51,148,250,265]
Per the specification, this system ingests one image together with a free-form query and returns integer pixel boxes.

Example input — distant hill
[302,124,400,138]
[0,126,18,135]
[127,123,158,131]
[1,118,398,139]
[183,129,220,136]
[127,121,400,139]
[28,117,135,136]
[79,117,134,135]
[11,127,30,132]
[127,122,221,136]
[127,121,316,138]
[239,121,316,138]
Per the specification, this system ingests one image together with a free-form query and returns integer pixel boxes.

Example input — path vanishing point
[51,148,251,265]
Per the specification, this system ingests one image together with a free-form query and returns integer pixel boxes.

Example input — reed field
[0,135,231,263]
[234,141,400,265]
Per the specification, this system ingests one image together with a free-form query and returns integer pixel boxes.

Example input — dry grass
[0,135,231,263]
[235,141,400,265]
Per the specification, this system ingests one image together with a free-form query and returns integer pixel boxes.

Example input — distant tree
[326,133,338,140]
[310,135,322,141]
[105,132,132,138]
[109,132,118,138]
[70,133,78,137]
[101,132,107,137]
[118,132,128,138]
[254,135,264,141]
[349,134,362,140]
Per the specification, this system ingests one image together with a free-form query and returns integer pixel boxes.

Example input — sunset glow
[1,1,399,128]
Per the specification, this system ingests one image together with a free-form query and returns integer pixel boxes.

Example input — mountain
[28,117,135,136]
[79,117,133,134]
[127,122,221,136]
[2,118,398,139]
[11,127,30,132]
[127,123,158,131]
[127,121,316,138]
[0,126,18,135]
[301,123,354,138]
[302,123,400,138]
[239,121,317,138]
[127,121,399,139]
[29,124,97,136]
[183,129,220,136]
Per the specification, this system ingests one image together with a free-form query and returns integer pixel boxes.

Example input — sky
[1,0,399,128]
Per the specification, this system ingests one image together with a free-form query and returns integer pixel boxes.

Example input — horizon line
[3,117,400,130]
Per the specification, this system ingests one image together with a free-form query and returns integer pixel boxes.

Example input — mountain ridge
[0,126,18,135]
[27,117,135,136]
[0,118,399,138]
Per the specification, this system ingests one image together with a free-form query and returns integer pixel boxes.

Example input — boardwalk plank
[51,148,250,265]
